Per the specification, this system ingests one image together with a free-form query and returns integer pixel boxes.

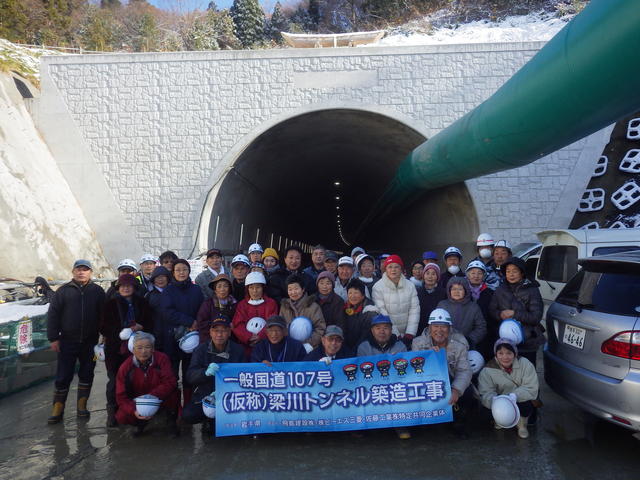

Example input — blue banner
[215,349,453,436]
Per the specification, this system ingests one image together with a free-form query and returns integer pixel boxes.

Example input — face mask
[448,265,460,275]
[479,248,492,259]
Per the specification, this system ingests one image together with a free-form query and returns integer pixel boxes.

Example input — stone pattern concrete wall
[39,44,605,257]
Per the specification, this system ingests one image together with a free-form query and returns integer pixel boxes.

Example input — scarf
[344,301,363,316]
[469,283,484,301]
[212,294,237,310]
[248,298,265,305]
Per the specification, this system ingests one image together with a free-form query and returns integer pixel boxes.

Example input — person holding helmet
[137,254,158,293]
[46,259,106,424]
[341,279,379,351]
[232,271,278,355]
[195,248,226,299]
[437,277,486,350]
[230,254,251,301]
[100,273,153,427]
[412,308,473,438]
[416,263,447,336]
[261,248,280,274]
[473,234,501,290]
[248,243,264,264]
[280,274,326,349]
[312,271,344,327]
[489,256,544,368]
[334,256,355,301]
[303,244,327,281]
[251,315,307,364]
[492,240,512,281]
[304,325,353,362]
[267,245,316,304]
[160,259,204,408]
[195,273,237,343]
[372,254,420,347]
[355,253,378,299]
[183,315,245,432]
[106,258,145,300]
[478,338,539,439]
[438,247,465,289]
[115,332,179,437]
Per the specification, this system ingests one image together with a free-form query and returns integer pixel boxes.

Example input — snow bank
[367,12,570,47]
[0,65,112,280]
[0,303,48,325]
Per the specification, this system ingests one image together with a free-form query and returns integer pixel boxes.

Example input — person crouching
[250,315,307,364]
[182,315,246,433]
[115,332,179,437]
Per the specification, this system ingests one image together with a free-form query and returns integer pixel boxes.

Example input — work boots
[77,382,92,419]
[48,389,69,424]
[517,416,530,439]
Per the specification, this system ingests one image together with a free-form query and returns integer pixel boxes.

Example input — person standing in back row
[46,260,106,424]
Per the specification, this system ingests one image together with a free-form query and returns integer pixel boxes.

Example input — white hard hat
[202,394,216,419]
[468,350,485,374]
[245,271,266,286]
[248,243,264,254]
[444,246,462,259]
[466,260,487,273]
[135,394,162,417]
[128,333,138,353]
[119,327,133,340]
[179,331,200,353]
[231,254,251,267]
[94,344,105,362]
[139,253,157,264]
[246,317,266,334]
[476,233,495,247]
[117,258,138,271]
[494,239,512,251]
[428,308,452,325]
[289,317,313,342]
[338,256,354,267]
[355,253,374,268]
[499,319,524,345]
[491,395,520,428]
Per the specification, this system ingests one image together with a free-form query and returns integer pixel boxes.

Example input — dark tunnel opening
[207,109,479,259]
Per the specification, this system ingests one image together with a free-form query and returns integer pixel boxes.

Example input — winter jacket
[250,337,307,363]
[357,333,407,357]
[358,276,378,300]
[372,273,420,337]
[438,270,465,290]
[340,300,379,351]
[267,268,316,304]
[412,330,472,394]
[312,292,344,327]
[232,296,279,354]
[136,274,154,294]
[99,294,153,372]
[304,344,354,361]
[489,279,545,353]
[416,285,447,336]
[159,280,204,356]
[186,339,246,403]
[478,356,539,409]
[303,265,325,282]
[437,277,486,349]
[334,278,351,302]
[471,284,497,360]
[115,351,177,416]
[47,280,106,344]
[231,279,246,303]
[280,293,326,347]
[145,287,168,352]
[194,268,224,299]
[195,295,237,343]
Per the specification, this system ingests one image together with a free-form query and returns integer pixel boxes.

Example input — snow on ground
[0,39,63,85]
[0,303,48,325]
[366,12,571,47]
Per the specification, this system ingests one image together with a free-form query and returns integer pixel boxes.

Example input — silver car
[544,251,640,431]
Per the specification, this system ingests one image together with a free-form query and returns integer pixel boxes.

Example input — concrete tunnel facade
[205,108,480,258]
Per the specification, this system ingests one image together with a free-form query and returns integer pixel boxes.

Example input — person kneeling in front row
[115,332,179,437]
[182,314,246,433]
[304,325,353,363]
[251,315,307,364]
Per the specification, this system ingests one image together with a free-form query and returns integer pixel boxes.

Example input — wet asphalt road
[1,359,639,480]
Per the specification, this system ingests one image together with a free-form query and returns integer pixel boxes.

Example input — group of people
[45,234,543,439]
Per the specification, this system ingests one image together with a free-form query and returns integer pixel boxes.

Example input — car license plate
[563,324,586,350]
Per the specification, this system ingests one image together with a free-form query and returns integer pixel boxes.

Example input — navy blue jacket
[187,339,246,403]
[160,280,204,354]
[250,337,307,363]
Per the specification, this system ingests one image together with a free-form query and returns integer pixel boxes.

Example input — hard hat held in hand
[499,319,524,345]
[179,331,200,353]
[289,317,313,342]
[491,394,520,428]
[247,317,266,334]
[468,350,485,374]
[202,394,216,419]
[134,394,162,417]
[119,327,133,340]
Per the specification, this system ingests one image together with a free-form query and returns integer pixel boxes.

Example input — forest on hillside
[0,0,587,52]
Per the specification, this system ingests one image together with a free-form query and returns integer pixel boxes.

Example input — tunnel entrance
[206,109,479,258]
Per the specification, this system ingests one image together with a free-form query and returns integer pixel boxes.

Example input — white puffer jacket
[372,273,420,336]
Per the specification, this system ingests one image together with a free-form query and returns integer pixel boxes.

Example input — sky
[148,0,297,13]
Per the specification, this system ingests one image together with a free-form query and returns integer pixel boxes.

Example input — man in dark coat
[251,315,307,363]
[46,259,106,424]
[304,325,353,362]
[266,246,316,303]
